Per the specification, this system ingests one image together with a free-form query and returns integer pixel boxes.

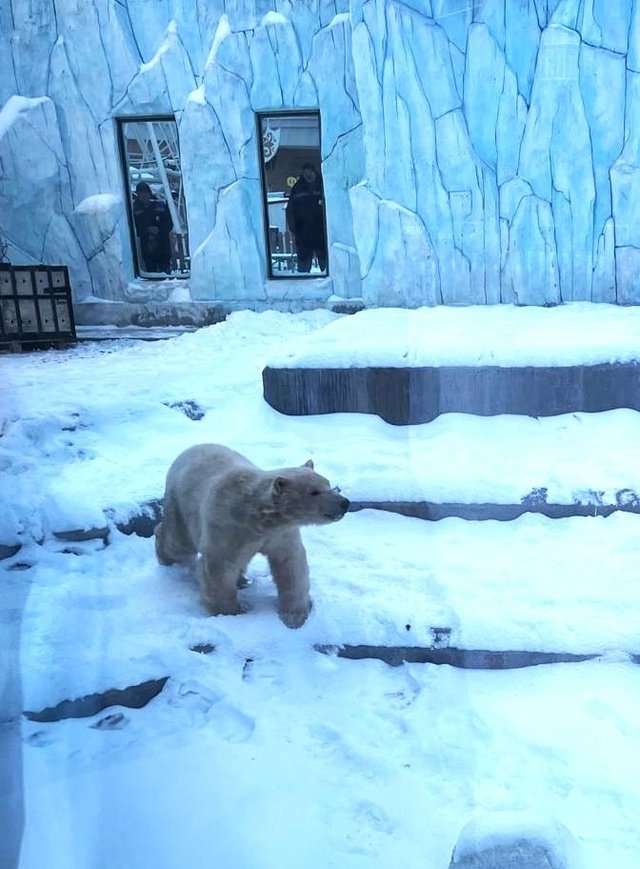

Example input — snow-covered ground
[2,308,640,868]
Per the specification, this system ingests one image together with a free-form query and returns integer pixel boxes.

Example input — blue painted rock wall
[0,1,638,308]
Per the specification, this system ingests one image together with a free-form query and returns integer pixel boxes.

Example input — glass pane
[260,113,328,277]
[121,119,190,278]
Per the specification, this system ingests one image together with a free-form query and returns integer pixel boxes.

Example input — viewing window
[258,112,328,278]
[118,117,190,279]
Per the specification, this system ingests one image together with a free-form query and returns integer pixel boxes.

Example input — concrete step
[13,509,640,714]
[263,304,640,424]
[110,403,640,537]
[263,362,640,424]
[4,406,639,560]
[298,509,640,654]
[101,509,640,658]
[265,408,640,520]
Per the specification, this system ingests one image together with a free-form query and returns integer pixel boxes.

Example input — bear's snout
[326,495,350,521]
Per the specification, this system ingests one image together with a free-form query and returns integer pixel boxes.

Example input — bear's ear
[303,459,314,469]
[272,476,288,496]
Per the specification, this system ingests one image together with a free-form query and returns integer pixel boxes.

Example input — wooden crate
[0,265,77,350]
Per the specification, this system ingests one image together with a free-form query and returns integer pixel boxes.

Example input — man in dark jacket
[285,164,328,273]
[133,181,173,274]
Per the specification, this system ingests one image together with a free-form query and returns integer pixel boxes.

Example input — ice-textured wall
[1,0,639,308]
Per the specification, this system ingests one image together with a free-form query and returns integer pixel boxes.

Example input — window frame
[116,114,189,280]
[256,109,328,280]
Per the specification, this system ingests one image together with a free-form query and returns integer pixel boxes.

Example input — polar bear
[154,444,350,628]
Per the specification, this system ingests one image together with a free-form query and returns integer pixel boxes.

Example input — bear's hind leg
[199,545,251,616]
[154,495,195,565]
[154,520,195,565]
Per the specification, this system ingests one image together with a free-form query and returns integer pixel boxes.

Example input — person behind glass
[286,163,328,273]
[133,181,173,274]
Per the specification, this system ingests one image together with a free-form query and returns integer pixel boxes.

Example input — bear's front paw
[279,599,312,629]
[203,598,250,617]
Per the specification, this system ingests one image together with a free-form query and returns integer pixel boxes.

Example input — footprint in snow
[70,594,128,611]
[169,681,254,741]
[26,730,54,748]
[307,723,388,782]
[209,702,255,743]
[354,801,395,835]
[241,657,285,689]
[306,723,364,768]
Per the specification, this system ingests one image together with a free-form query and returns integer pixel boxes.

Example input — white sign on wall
[262,124,281,163]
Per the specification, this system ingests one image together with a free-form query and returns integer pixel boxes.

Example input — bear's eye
[310,489,321,496]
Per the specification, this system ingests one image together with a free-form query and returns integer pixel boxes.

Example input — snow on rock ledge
[449,812,583,869]
[266,303,640,369]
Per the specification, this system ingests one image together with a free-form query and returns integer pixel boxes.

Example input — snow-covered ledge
[73,298,226,329]
[263,303,640,423]
[266,303,640,369]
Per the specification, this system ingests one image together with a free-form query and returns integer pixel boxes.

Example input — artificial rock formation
[2,1,640,314]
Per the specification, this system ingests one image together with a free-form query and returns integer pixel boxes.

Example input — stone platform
[263,304,640,423]
[263,363,640,424]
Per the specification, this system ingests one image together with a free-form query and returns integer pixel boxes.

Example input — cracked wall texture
[1,0,639,307]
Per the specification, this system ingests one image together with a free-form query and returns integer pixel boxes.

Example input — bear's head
[270,459,350,526]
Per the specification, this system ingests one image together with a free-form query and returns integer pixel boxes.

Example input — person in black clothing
[286,163,328,273]
[132,181,173,274]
